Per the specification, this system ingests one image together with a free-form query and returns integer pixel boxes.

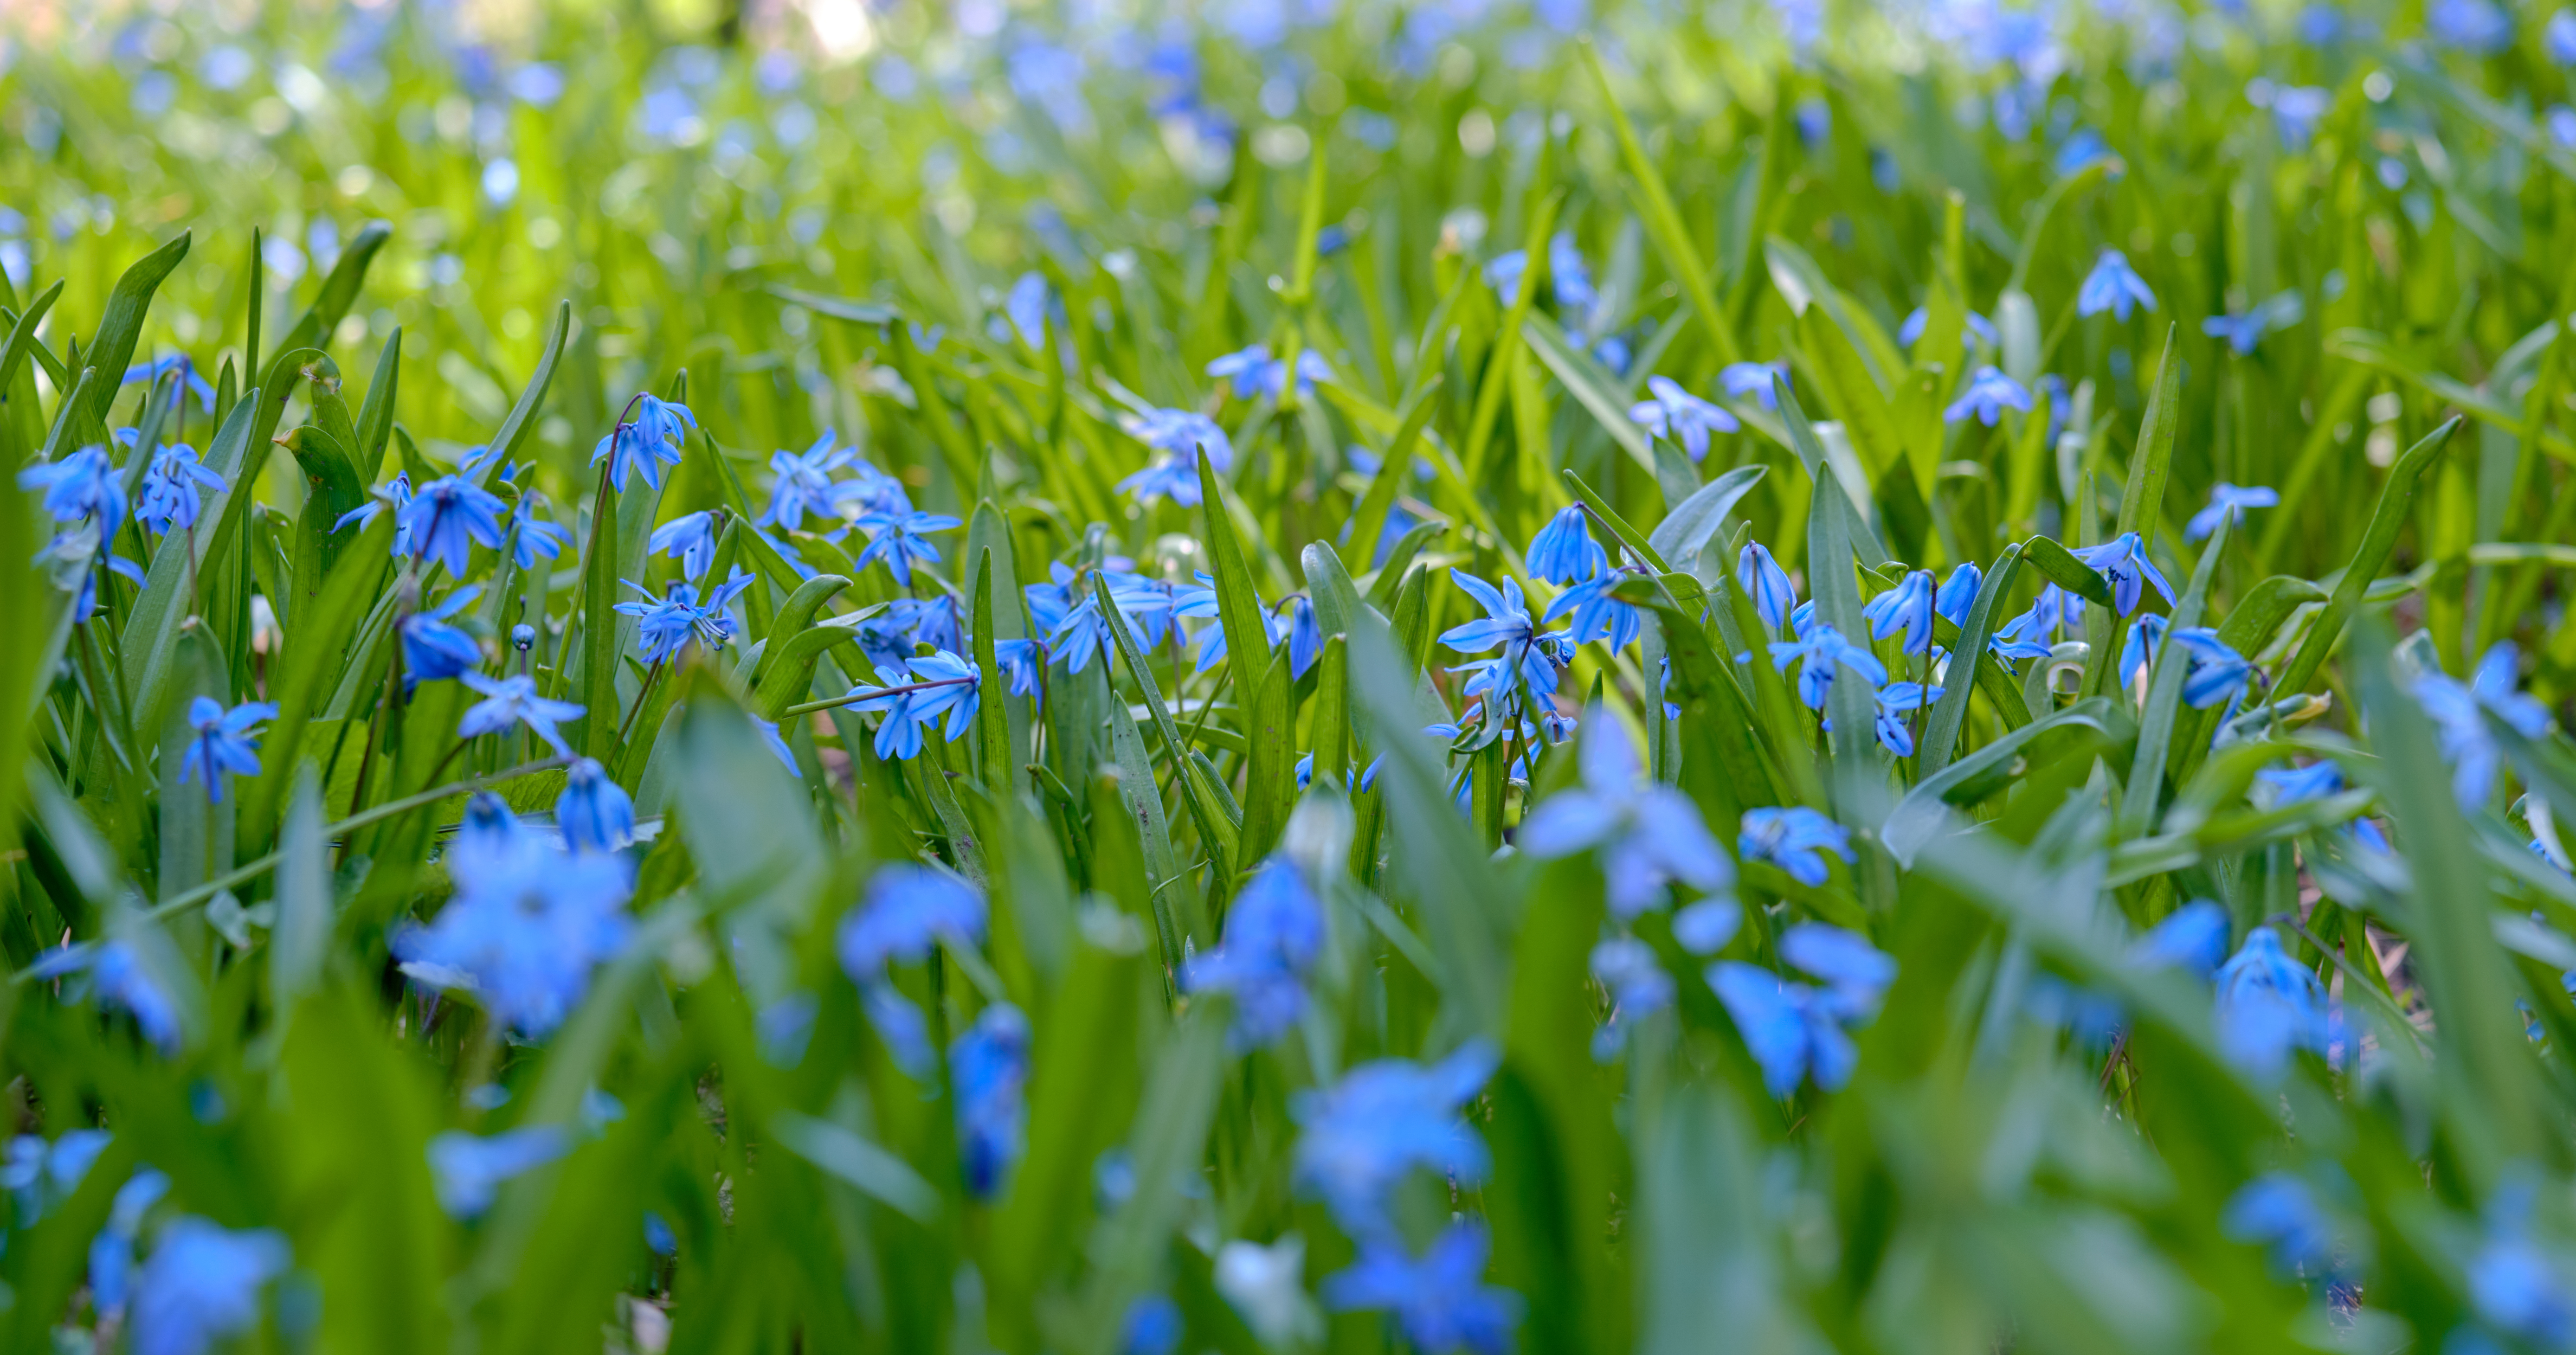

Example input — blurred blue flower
[2270,85,2333,149]
[2551,9,2576,63]
[2255,762,2389,852]
[1768,621,1887,709]
[122,355,217,413]
[4,1128,111,1221]
[456,674,585,757]
[1293,1039,1498,1236]
[1778,922,1897,1018]
[1943,366,2034,426]
[850,649,981,760]
[648,510,719,581]
[135,444,224,535]
[2214,926,2330,1078]
[180,696,277,803]
[399,475,509,580]
[2429,0,2512,51]
[1184,858,1326,1048]
[854,510,961,586]
[644,1211,678,1256]
[1707,961,1860,1096]
[428,1127,569,1218]
[22,444,128,527]
[1520,721,1733,918]
[393,800,632,1035]
[1898,308,1996,348]
[2185,482,2279,541]
[2416,641,2552,809]
[2077,250,2157,321]
[131,1217,290,1355]
[2469,1185,2576,1349]
[87,1165,170,1317]
[840,865,986,977]
[1525,506,1608,584]
[1120,1294,1183,1355]
[1589,936,1676,1060]
[591,394,696,492]
[1628,375,1739,462]
[2222,1172,2335,1276]
[1207,344,1332,400]
[2170,627,2255,709]
[1863,569,1939,656]
[952,1003,1030,1198]
[556,758,634,854]
[1543,569,1645,651]
[506,508,567,570]
[1739,542,1797,628]
[1322,1220,1521,1355]
[1719,360,1790,409]
[1739,806,1855,887]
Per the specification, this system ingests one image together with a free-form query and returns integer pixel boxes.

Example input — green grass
[9,1,2576,1352]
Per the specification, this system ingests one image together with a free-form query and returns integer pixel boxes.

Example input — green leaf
[2020,534,2117,608]
[1919,542,2024,776]
[1523,311,1656,472]
[1195,448,1274,673]
[1095,573,1236,885]
[1235,643,1297,865]
[2116,516,2228,843]
[1645,463,1769,573]
[2115,324,2182,548]
[241,510,396,844]
[268,219,390,361]
[472,300,570,489]
[352,327,403,482]
[771,1111,941,1221]
[2275,417,2463,696]
[78,231,191,430]
[1583,39,1742,363]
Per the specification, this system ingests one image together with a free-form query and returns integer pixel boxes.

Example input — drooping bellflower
[399,475,510,580]
[1862,569,1938,655]
[1943,366,2034,426]
[1934,563,1983,626]
[1182,857,1327,1049]
[135,444,225,535]
[1525,506,1607,584]
[556,758,636,853]
[456,673,586,756]
[178,697,277,803]
[1719,360,1790,408]
[2213,926,2330,1078]
[591,393,696,491]
[1739,806,1855,886]
[2186,483,2280,542]
[1320,1220,1522,1355]
[952,1002,1030,1198]
[1628,375,1739,462]
[130,1217,291,1355]
[2073,531,2174,616]
[400,585,485,689]
[648,510,719,581]
[1739,543,1797,628]
[2075,250,2157,320]
[1292,1039,1499,1236]
[2129,899,2232,977]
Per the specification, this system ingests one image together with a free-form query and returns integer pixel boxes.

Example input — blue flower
[2468,1186,2576,1349]
[1777,922,1897,1017]
[1768,622,1887,709]
[130,1217,290,1355]
[1525,506,1607,584]
[4,1128,112,1221]
[2214,926,2329,1078]
[2255,762,2389,852]
[952,1003,1030,1198]
[831,461,913,518]
[1321,1220,1521,1355]
[644,1212,678,1256]
[556,758,635,854]
[427,1127,569,1218]
[2076,250,2157,321]
[1739,806,1855,887]
[1519,722,1733,918]
[1207,344,1332,399]
[87,1165,170,1317]
[2222,1173,2335,1276]
[506,508,568,570]
[839,864,986,976]
[21,444,127,526]
[1589,936,1678,1060]
[2270,85,2333,149]
[1440,570,1562,712]
[2550,8,2576,63]
[1183,858,1327,1049]
[590,393,696,491]
[1628,375,1739,462]
[179,697,277,803]
[400,585,485,689]
[649,510,720,581]
[1122,406,1232,472]
[849,649,981,760]
[854,510,960,586]
[2073,531,2175,616]
[1868,681,1938,755]
[2131,899,2231,977]
[1120,1295,1183,1355]
[2119,613,2167,689]
[393,799,632,1035]
[1117,457,1202,507]
[1863,569,1938,656]
[1719,360,1790,408]
[1933,563,1983,626]
[2416,642,2554,809]
[456,673,586,756]
[122,354,217,412]
[2170,627,2255,709]
[1542,568,1644,651]
[1706,961,1859,1096]
[2185,482,2280,542]
[2202,293,2302,356]
[1943,366,2033,426]
[2428,0,2512,51]
[615,572,754,665]
[1293,1039,1499,1236]
[761,430,854,529]
[993,639,1048,701]
[1739,542,1797,628]
[135,443,225,534]
[1898,308,1997,348]
[335,473,412,551]
[398,475,509,580]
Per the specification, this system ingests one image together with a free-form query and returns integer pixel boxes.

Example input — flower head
[393,799,633,1035]
[1321,1220,1521,1355]
[1706,962,1860,1096]
[2222,1173,2335,1277]
[590,393,696,491]
[2416,641,2553,810]
[1525,506,1607,584]
[952,1003,1030,1198]
[1943,366,2034,426]
[1440,570,1562,713]
[1739,542,1797,628]
[1519,721,1733,918]
[1863,569,1939,656]
[854,510,961,586]
[615,572,755,665]
[1541,568,1645,651]
[135,444,225,535]
[761,430,854,530]
[131,1218,290,1355]
[2130,899,2232,978]
[2076,250,2157,321]
[1293,1040,1498,1237]
[2185,482,2280,542]
[648,510,720,581]
[1719,360,1791,408]
[456,673,586,755]
[1207,344,1332,400]
[179,697,277,803]
[1183,858,1327,1049]
[1628,375,1739,462]
[839,865,986,976]
[1768,621,1887,709]
[400,585,485,689]
[850,649,981,760]
[556,758,636,854]
[428,1127,570,1218]
[1739,806,1855,887]
[21,445,127,527]
[1898,308,1997,348]
[2214,927,2329,1078]
[2072,531,2175,616]
[398,475,509,580]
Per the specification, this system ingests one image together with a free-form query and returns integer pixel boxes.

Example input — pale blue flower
[854,510,960,586]
[761,430,854,530]
[506,508,568,570]
[393,798,632,1035]
[131,1218,290,1355]
[179,697,277,803]
[2214,927,2329,1078]
[1863,569,1938,655]
[428,1127,569,1218]
[1719,360,1790,408]
[1897,308,1997,348]
[2170,627,2255,709]
[2073,531,2175,616]
[2186,483,2279,541]
[1739,806,1854,887]
[1183,858,1326,1049]
[1440,570,1562,711]
[1706,961,1859,1096]
[1628,375,1739,462]
[2416,641,2553,809]
[1768,622,1887,709]
[615,572,755,665]
[1207,344,1331,399]
[2550,8,2576,63]
[838,865,986,976]
[2119,613,2167,689]
[135,444,225,534]
[952,1003,1029,1198]
[456,673,586,755]
[849,649,981,760]
[649,510,720,581]
[1943,366,2033,426]
[590,393,696,491]
[22,445,127,526]
[399,475,509,580]
[1869,681,1938,755]
[1934,562,1983,626]
[1293,1040,1498,1236]
[556,757,635,854]
[2076,250,2157,321]
[1520,723,1732,918]
[1322,1220,1521,1355]
[1525,506,1607,584]
[1739,542,1797,628]
[2222,1173,2335,1276]
[2271,85,2332,149]
[1542,569,1644,651]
